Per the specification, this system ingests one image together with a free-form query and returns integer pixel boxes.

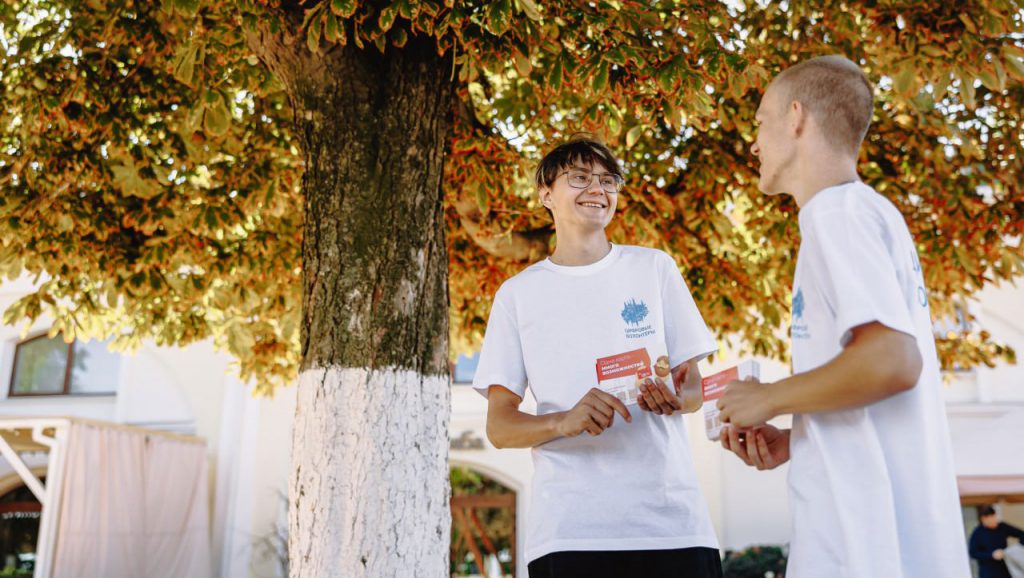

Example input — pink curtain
[51,422,212,578]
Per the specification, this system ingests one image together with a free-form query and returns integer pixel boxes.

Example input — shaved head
[771,55,874,155]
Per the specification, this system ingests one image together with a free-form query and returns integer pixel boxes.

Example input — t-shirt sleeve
[659,252,717,365]
[805,207,915,348]
[471,294,528,399]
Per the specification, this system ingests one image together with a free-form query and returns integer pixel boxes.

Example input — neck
[791,148,860,208]
[549,229,611,266]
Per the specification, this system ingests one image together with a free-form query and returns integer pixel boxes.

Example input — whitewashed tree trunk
[291,368,450,576]
[249,27,454,578]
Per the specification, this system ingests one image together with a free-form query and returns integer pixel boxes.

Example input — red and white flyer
[700,360,760,440]
[595,347,674,405]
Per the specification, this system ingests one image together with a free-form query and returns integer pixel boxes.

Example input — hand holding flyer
[701,360,760,440]
[596,348,673,405]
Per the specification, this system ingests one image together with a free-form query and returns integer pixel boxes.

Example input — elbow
[485,421,508,449]
[887,340,922,395]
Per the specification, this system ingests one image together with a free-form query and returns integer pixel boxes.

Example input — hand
[638,361,701,415]
[557,388,632,437]
[720,424,790,470]
[716,377,775,428]
[994,549,1005,561]
[637,376,685,415]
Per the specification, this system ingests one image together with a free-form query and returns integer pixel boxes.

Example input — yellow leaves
[172,39,202,87]
[892,59,918,97]
[513,50,532,76]
[955,69,977,110]
[111,158,161,199]
[202,91,231,136]
[517,0,543,21]
[625,124,644,148]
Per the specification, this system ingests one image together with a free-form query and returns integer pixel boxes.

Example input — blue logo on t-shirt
[621,299,649,326]
[622,299,655,338]
[791,288,810,339]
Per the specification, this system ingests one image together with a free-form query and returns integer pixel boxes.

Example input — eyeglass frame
[555,168,625,194]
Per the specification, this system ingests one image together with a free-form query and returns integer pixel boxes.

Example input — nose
[584,175,604,193]
[751,142,760,158]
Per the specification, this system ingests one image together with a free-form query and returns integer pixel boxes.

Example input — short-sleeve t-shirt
[786,182,970,578]
[472,244,719,563]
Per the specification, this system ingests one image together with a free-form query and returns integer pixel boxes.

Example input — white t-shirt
[787,182,970,578]
[472,244,719,563]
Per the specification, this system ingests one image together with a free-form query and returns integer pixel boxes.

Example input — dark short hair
[979,505,997,518]
[534,133,624,190]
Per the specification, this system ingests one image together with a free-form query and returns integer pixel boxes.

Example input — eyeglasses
[557,169,624,194]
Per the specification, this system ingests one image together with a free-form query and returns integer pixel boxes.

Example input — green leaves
[331,0,358,18]
[485,0,513,36]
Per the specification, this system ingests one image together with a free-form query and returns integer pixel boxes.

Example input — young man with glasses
[473,134,723,578]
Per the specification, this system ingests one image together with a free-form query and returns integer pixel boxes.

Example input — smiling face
[751,83,799,197]
[539,161,619,232]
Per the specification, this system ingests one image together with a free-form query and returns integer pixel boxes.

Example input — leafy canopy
[1,0,1021,390]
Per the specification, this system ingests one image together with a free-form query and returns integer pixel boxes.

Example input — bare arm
[485,385,631,449]
[481,385,630,448]
[718,322,922,428]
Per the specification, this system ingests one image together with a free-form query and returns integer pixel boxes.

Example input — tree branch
[452,196,551,262]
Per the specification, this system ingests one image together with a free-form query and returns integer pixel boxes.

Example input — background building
[1,273,1021,577]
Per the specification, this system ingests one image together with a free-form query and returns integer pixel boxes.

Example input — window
[9,334,121,397]
[452,352,480,385]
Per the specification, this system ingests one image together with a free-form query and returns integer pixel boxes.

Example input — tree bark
[252,29,453,577]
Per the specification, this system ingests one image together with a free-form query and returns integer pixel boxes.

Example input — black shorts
[527,547,723,578]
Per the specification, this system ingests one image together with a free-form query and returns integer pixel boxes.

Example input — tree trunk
[255,33,453,577]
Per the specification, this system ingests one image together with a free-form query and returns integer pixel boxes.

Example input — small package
[700,360,760,440]
[595,347,673,405]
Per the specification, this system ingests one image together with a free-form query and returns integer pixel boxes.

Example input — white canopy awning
[0,417,212,578]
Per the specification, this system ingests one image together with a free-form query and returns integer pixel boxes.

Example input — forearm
[675,359,703,413]
[486,407,564,449]
[766,323,921,416]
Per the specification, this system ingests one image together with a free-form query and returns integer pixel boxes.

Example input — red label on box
[701,367,739,401]
[596,348,651,381]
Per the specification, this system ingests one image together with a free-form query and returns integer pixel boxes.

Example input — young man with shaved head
[473,135,723,577]
[716,55,970,577]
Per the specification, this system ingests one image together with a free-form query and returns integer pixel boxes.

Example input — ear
[789,99,807,136]
[539,188,553,208]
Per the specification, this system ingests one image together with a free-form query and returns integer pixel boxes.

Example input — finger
[589,414,607,434]
[583,398,615,422]
[589,407,613,429]
[726,426,753,466]
[592,389,632,422]
[638,386,662,415]
[654,379,683,410]
[755,431,775,468]
[637,394,651,412]
[645,380,674,414]
[746,429,764,469]
[718,406,731,425]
